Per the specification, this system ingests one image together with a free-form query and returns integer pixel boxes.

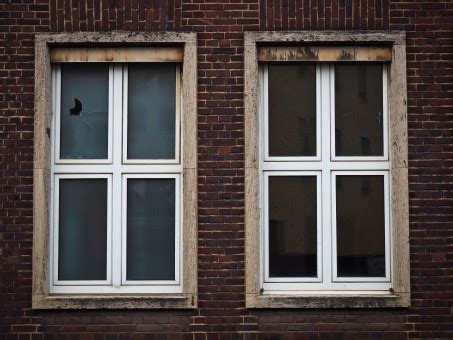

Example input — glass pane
[335,64,384,157]
[336,175,386,277]
[58,179,108,280]
[127,178,176,280]
[127,63,176,160]
[60,64,109,159]
[268,64,317,157]
[268,176,317,278]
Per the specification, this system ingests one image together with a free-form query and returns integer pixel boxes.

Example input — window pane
[268,176,317,278]
[335,64,384,156]
[60,64,109,159]
[268,64,317,157]
[127,178,176,280]
[336,175,386,277]
[58,179,108,281]
[127,63,176,160]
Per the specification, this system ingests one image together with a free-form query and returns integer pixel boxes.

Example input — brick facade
[0,0,452,338]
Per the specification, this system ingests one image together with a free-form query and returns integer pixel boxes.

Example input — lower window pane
[58,178,108,281]
[268,176,317,278]
[126,178,176,280]
[336,175,386,277]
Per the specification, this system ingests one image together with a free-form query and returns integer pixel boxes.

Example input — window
[245,32,410,308]
[50,61,182,294]
[261,62,390,291]
[33,33,197,309]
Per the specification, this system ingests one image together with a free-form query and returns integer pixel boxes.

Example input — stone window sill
[246,293,410,309]
[32,293,197,309]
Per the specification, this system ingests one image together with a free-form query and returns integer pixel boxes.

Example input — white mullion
[261,161,389,172]
[111,64,123,289]
[382,64,389,161]
[263,64,269,162]
[52,164,183,174]
[321,63,332,288]
[54,65,62,164]
[122,64,129,164]
[258,65,266,289]
[175,64,181,164]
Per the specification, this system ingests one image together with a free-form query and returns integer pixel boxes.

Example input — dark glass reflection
[127,178,176,280]
[58,179,107,280]
[336,175,386,277]
[268,64,317,157]
[335,64,384,156]
[269,176,317,277]
[127,63,176,160]
[60,63,109,159]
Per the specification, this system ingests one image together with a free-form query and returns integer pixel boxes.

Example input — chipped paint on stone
[258,46,392,62]
[50,47,183,63]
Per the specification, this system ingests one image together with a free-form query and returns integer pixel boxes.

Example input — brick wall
[0,0,451,338]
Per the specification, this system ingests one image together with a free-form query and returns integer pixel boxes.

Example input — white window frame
[263,65,322,162]
[50,62,183,295]
[122,64,181,165]
[53,64,114,164]
[51,173,113,287]
[121,173,182,287]
[260,63,391,292]
[263,171,322,284]
[331,170,391,283]
[330,65,389,162]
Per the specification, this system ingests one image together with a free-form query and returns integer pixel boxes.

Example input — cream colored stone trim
[33,32,197,309]
[244,31,410,309]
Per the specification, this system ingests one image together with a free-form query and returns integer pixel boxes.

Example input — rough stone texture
[0,0,452,338]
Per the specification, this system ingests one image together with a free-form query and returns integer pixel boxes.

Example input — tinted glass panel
[127,178,176,280]
[268,176,317,277]
[336,175,386,277]
[60,64,109,159]
[335,64,384,156]
[127,63,176,160]
[58,179,107,280]
[268,64,317,157]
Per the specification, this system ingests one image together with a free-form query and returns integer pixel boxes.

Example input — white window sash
[50,62,183,294]
[54,64,114,164]
[263,171,322,283]
[122,64,181,165]
[51,173,113,287]
[259,63,392,292]
[121,173,182,286]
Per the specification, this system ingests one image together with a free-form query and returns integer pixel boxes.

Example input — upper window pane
[268,64,317,157]
[127,63,177,160]
[60,63,109,160]
[334,64,384,157]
